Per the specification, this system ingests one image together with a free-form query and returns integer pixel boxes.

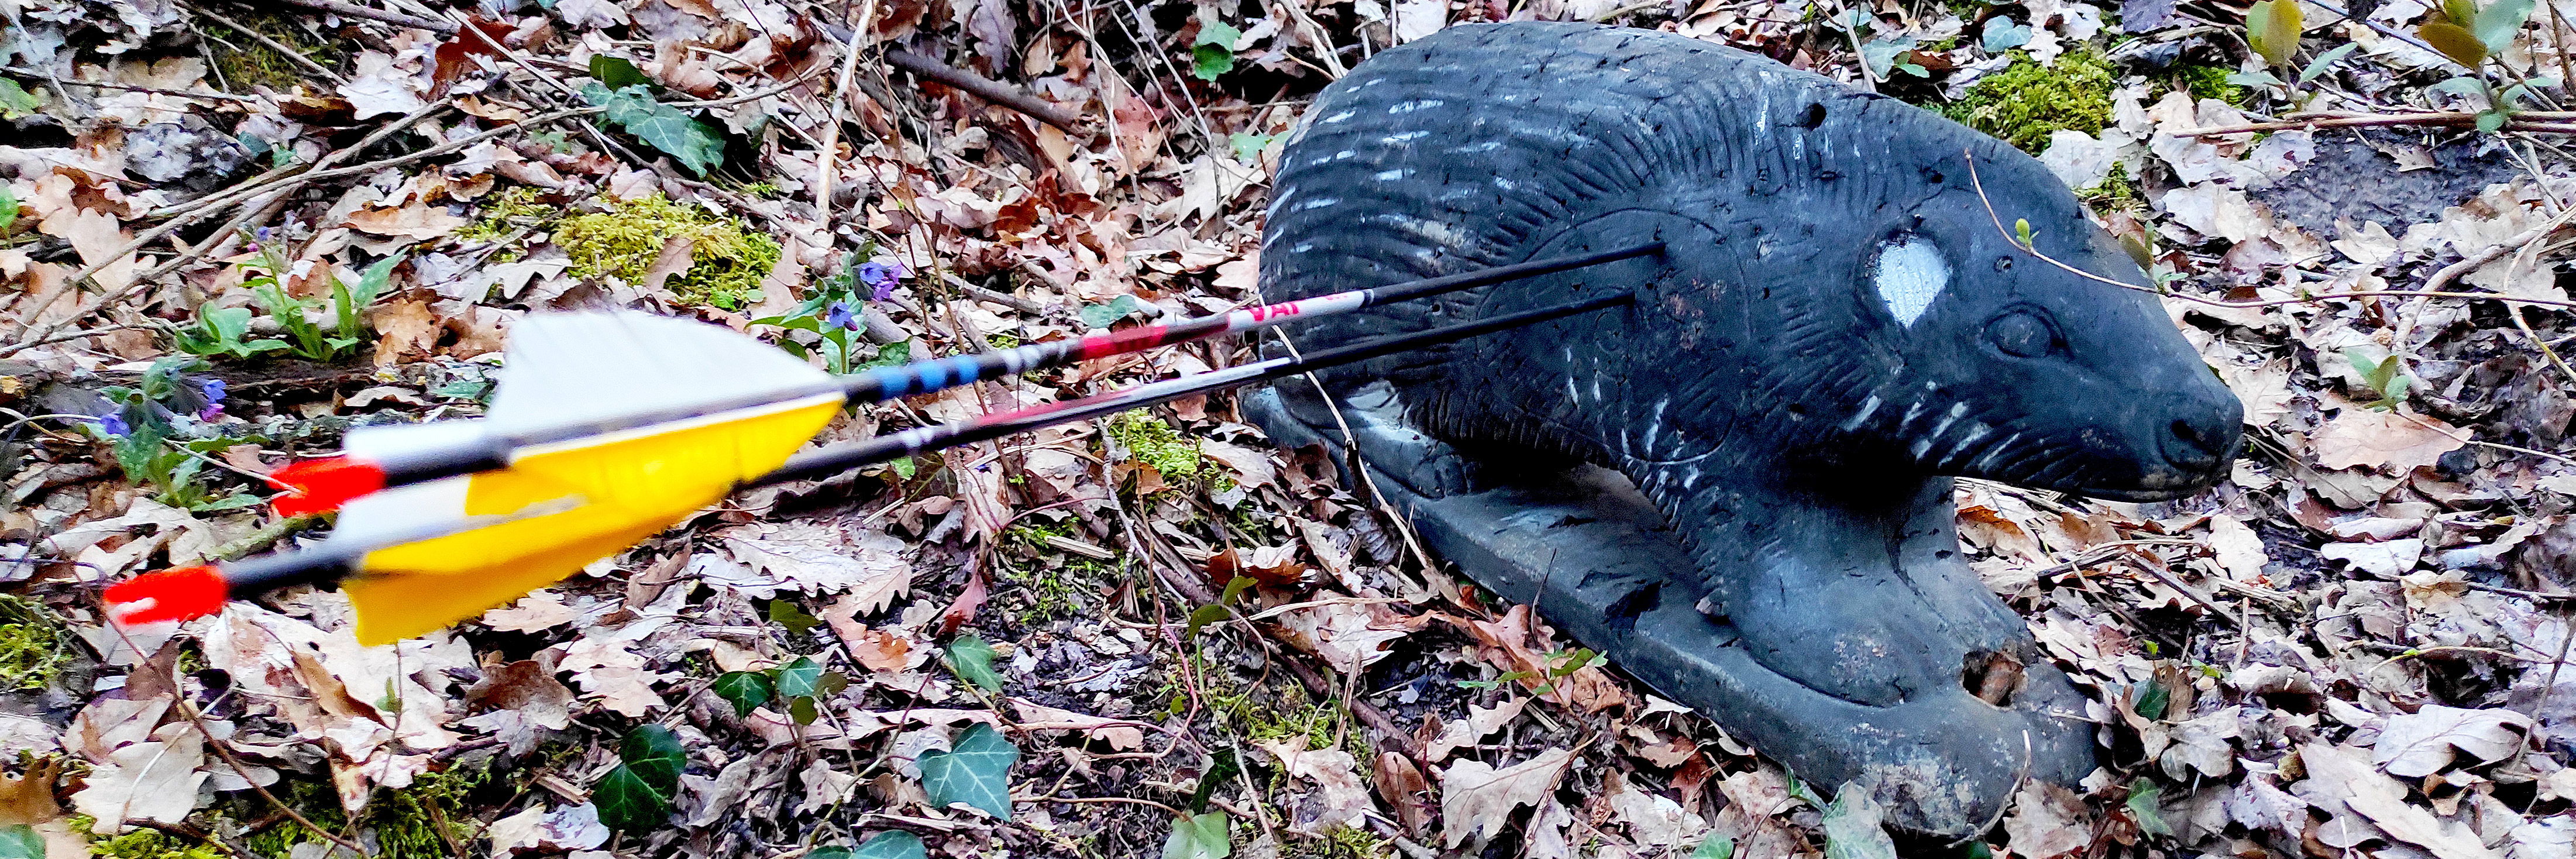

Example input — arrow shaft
[180,291,1635,599]
[338,243,1663,492]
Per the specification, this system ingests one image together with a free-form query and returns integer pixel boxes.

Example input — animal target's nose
[2161,412,2238,473]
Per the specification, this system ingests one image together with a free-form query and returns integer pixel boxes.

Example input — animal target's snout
[2159,404,2242,476]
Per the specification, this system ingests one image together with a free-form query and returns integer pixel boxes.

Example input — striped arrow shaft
[281,242,1663,507]
[122,290,1635,611]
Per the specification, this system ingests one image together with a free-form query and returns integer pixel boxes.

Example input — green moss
[2075,162,2145,212]
[458,185,552,244]
[1000,522,1107,622]
[555,193,782,310]
[242,767,488,859]
[1105,413,1203,486]
[204,11,345,92]
[0,595,75,691]
[1943,49,2118,154]
[1291,825,1389,858]
[73,816,228,859]
[2175,65,2250,106]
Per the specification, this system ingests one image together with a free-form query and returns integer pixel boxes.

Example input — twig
[941,273,1048,315]
[885,48,1083,131]
[815,6,876,254]
[251,0,456,32]
[185,4,347,84]
[0,67,255,101]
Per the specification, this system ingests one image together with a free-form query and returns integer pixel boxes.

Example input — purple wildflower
[823,301,859,331]
[857,260,906,301]
[198,379,228,420]
[96,414,129,438]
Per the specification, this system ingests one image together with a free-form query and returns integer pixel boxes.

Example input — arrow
[264,242,1663,516]
[105,291,1635,644]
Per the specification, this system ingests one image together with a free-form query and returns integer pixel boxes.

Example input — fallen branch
[886,48,1084,132]
[2180,111,2576,137]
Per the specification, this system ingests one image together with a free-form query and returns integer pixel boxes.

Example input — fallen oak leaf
[2372,705,2532,778]
[1439,746,1573,848]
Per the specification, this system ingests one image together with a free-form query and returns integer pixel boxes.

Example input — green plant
[558,193,779,311]
[1106,413,1205,486]
[2245,0,2302,68]
[1192,12,1241,80]
[2345,349,2413,410]
[580,56,725,176]
[1942,49,2117,153]
[917,723,1020,819]
[1459,647,1605,696]
[0,596,74,690]
[1163,812,1232,859]
[596,725,686,833]
[91,358,264,511]
[713,655,848,724]
[750,249,912,374]
[943,634,1004,692]
[180,243,395,363]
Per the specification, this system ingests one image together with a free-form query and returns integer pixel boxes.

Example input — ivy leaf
[596,725,686,833]
[0,184,16,231]
[1979,16,2032,51]
[1227,132,1275,163]
[945,634,1003,691]
[768,599,823,635]
[712,671,773,717]
[2418,20,2490,67]
[2245,0,2302,68]
[1161,812,1232,859]
[918,723,1020,819]
[2126,781,2174,837]
[589,54,651,90]
[1818,785,1899,859]
[1691,836,1737,859]
[773,655,824,699]
[580,81,725,176]
[848,831,927,859]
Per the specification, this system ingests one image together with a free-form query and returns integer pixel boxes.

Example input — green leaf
[2245,0,2303,68]
[773,655,824,699]
[2299,42,2361,81]
[1819,785,1899,859]
[1161,812,1232,859]
[0,824,39,859]
[622,724,686,786]
[848,831,928,859]
[918,723,1019,819]
[1188,748,1239,813]
[1185,604,1230,638]
[1691,835,1737,859]
[597,724,687,833]
[1191,44,1234,81]
[2013,218,2035,248]
[596,763,674,833]
[589,55,652,90]
[1079,294,1142,329]
[769,599,823,635]
[2474,0,2536,53]
[1227,132,1275,163]
[0,184,17,231]
[889,456,917,480]
[2133,679,2171,720]
[790,695,820,724]
[0,80,37,121]
[713,671,773,717]
[945,634,1003,691]
[1980,16,2032,51]
[2419,20,2490,67]
[580,82,725,176]
[2126,781,2174,837]
[1859,38,1916,78]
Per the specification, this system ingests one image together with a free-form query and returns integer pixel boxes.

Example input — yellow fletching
[345,394,841,645]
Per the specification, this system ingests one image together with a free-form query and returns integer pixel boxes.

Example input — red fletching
[104,565,230,625]
[268,456,385,516]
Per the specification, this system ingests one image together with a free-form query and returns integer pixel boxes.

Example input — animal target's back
[1250,21,2241,836]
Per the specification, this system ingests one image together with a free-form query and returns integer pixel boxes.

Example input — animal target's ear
[1870,235,1950,328]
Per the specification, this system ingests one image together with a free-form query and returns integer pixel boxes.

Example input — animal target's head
[1819,158,2243,501]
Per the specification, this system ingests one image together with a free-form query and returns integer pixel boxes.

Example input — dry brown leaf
[2208,514,2268,581]
[2374,706,2533,778]
[68,726,207,833]
[1439,747,1574,848]
[1258,737,1373,835]
[1425,696,1526,762]
[1012,700,1144,751]
[2312,408,2467,473]
[481,589,579,633]
[2299,742,2501,859]
[1373,752,1430,835]
[1460,605,1627,713]
[2002,781,2090,859]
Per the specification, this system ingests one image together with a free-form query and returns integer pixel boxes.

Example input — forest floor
[3,0,2575,857]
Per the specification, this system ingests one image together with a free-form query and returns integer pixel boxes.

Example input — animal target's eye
[1986,310,2056,358]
